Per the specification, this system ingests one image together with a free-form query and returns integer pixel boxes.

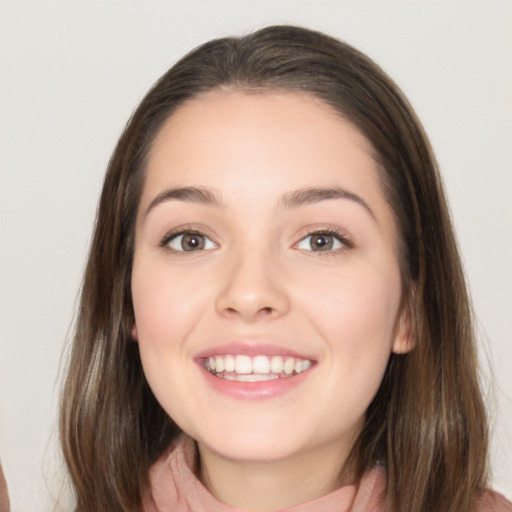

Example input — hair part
[60,25,488,512]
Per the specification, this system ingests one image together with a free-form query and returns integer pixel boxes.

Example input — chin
[194,421,308,463]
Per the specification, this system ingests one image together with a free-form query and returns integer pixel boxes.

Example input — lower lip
[197,364,314,400]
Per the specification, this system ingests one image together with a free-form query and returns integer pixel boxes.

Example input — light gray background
[1,1,511,510]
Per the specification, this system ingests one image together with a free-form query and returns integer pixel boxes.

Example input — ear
[392,287,417,355]
[131,323,139,342]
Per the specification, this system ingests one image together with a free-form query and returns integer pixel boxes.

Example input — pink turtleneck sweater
[143,435,512,512]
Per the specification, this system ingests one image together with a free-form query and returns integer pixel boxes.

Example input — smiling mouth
[203,354,313,382]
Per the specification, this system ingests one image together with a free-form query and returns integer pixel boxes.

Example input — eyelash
[295,228,354,256]
[159,226,354,255]
[159,226,214,255]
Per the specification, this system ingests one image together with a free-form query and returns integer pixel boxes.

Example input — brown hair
[60,25,488,511]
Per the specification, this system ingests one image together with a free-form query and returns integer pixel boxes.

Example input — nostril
[259,307,274,315]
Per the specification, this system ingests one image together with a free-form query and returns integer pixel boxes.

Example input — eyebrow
[279,187,376,220]
[143,186,224,217]
[143,185,375,220]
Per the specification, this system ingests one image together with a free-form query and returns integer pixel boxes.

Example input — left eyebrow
[143,186,224,218]
[279,187,376,220]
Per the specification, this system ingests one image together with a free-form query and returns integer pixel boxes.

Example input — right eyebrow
[143,186,224,218]
[279,186,376,221]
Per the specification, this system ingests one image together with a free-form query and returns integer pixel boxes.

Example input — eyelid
[157,224,353,254]
[159,225,218,252]
[293,226,354,253]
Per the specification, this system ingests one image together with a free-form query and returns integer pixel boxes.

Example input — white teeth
[217,372,279,382]
[224,354,235,372]
[301,360,312,372]
[219,373,236,380]
[270,355,284,374]
[283,357,295,375]
[205,354,313,380]
[235,373,279,382]
[235,355,252,374]
[252,355,270,373]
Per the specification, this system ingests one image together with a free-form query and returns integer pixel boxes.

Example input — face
[131,91,411,466]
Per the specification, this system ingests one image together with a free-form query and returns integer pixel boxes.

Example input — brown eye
[296,232,346,252]
[166,232,215,252]
[310,234,334,251]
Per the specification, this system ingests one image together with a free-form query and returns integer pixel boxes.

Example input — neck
[196,440,356,512]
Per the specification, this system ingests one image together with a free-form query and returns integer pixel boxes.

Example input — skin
[131,91,413,511]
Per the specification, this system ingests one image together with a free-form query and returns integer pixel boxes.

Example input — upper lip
[193,342,316,361]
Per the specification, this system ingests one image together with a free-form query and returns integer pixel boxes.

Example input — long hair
[60,25,488,511]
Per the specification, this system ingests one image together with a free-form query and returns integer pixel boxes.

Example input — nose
[214,248,291,323]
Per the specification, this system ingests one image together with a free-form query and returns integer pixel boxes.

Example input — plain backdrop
[1,1,511,510]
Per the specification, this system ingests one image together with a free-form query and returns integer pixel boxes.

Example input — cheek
[297,266,401,387]
[131,260,202,424]
[301,264,400,335]
[131,259,206,345]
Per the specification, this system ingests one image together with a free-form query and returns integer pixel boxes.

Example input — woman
[60,25,512,511]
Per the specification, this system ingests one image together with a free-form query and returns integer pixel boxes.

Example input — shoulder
[477,489,512,512]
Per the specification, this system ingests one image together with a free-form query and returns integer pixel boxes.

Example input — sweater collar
[146,434,386,512]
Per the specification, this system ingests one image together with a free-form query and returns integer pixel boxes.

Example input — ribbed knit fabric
[144,434,385,512]
[143,434,512,512]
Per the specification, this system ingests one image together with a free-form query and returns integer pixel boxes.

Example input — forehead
[144,90,379,194]
[138,90,401,257]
